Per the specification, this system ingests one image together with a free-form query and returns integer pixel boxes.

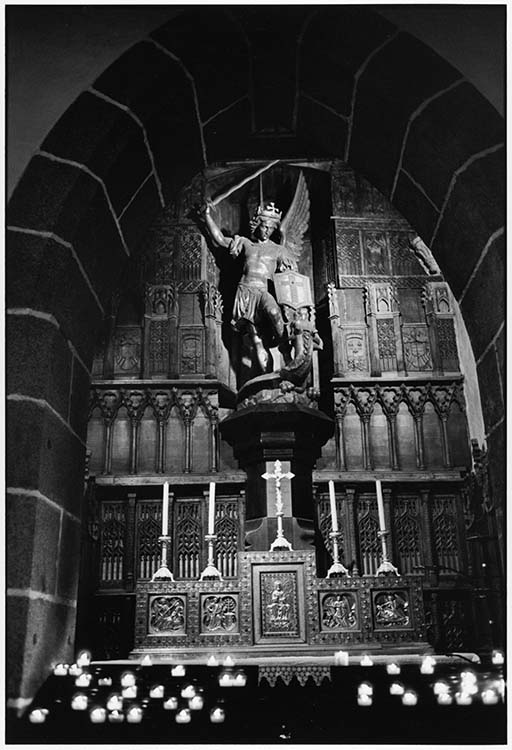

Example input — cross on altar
[262,459,294,551]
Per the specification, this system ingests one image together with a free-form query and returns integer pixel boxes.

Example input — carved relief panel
[149,595,186,634]
[319,592,359,632]
[252,564,306,644]
[372,590,411,630]
[179,328,205,375]
[114,326,141,376]
[200,594,239,634]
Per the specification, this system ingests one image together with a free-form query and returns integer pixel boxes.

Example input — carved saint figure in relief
[375,593,409,627]
[202,169,316,386]
[267,580,291,624]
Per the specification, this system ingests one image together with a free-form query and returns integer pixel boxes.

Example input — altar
[132,550,428,660]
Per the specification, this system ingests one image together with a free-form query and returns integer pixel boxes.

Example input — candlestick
[374,479,400,576]
[262,460,293,551]
[152,485,174,580]
[199,533,223,580]
[328,481,338,532]
[208,482,216,535]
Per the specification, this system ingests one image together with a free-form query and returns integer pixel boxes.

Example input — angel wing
[279,170,310,268]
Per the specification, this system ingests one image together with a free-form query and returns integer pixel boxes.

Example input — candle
[208,482,216,534]
[106,694,123,712]
[141,655,152,667]
[176,708,191,724]
[233,671,247,687]
[149,684,164,699]
[29,708,48,723]
[164,696,178,710]
[334,650,349,666]
[390,682,405,696]
[219,672,234,687]
[189,695,204,710]
[121,671,136,687]
[89,707,106,723]
[207,655,219,667]
[357,694,372,707]
[76,650,91,667]
[358,682,373,696]
[98,677,112,687]
[328,481,338,532]
[433,680,449,695]
[455,691,473,705]
[108,710,124,723]
[122,686,137,699]
[69,663,83,677]
[386,663,401,675]
[492,649,504,665]
[437,693,453,705]
[53,663,69,676]
[223,655,235,667]
[210,707,225,723]
[181,684,196,699]
[75,673,92,687]
[162,481,169,535]
[127,706,143,724]
[402,690,418,706]
[71,693,88,711]
[360,655,373,667]
[171,665,186,677]
[481,689,499,705]
[375,480,386,531]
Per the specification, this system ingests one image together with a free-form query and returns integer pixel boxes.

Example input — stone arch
[6,6,504,708]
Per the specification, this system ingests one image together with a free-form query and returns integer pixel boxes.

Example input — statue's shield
[273,270,313,309]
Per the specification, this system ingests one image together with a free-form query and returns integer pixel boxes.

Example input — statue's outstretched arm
[203,200,231,249]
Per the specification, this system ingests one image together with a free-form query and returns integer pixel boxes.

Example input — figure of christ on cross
[203,199,295,377]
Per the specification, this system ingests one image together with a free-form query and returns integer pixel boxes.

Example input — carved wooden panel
[179,328,204,374]
[437,318,459,371]
[177,229,202,281]
[376,318,397,370]
[174,500,202,579]
[403,325,432,371]
[252,564,306,644]
[99,502,126,585]
[200,594,239,634]
[372,589,411,630]
[357,496,380,575]
[393,495,422,575]
[342,330,369,373]
[389,231,424,276]
[432,495,462,573]
[335,226,362,276]
[114,326,141,376]
[149,595,186,634]
[215,499,240,578]
[362,231,390,275]
[149,320,169,375]
[136,501,161,579]
[319,591,358,631]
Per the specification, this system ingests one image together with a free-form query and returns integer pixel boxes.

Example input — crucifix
[262,459,294,551]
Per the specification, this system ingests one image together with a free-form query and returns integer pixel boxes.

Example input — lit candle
[481,689,499,705]
[106,694,123,712]
[181,684,196,699]
[127,706,143,724]
[171,665,186,677]
[219,672,234,687]
[357,694,372,707]
[149,684,164,699]
[141,655,153,667]
[210,707,225,723]
[122,686,137,699]
[176,708,191,724]
[189,695,204,710]
[358,682,373,696]
[121,671,136,687]
[207,655,219,667]
[53,663,69,676]
[208,482,216,535]
[108,710,124,723]
[328,480,338,532]
[89,707,106,723]
[68,663,83,677]
[455,691,473,705]
[223,655,235,667]
[75,673,92,687]
[334,650,349,666]
[492,650,504,665]
[162,481,169,535]
[390,682,405,696]
[437,693,453,705]
[98,677,112,687]
[433,680,449,695]
[402,690,418,706]
[163,697,178,710]
[233,671,247,687]
[29,708,48,723]
[76,650,91,668]
[375,480,386,532]
[386,663,401,675]
[360,655,373,667]
[71,693,89,711]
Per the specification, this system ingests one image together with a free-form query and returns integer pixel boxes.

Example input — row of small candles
[331,652,505,708]
[30,651,248,724]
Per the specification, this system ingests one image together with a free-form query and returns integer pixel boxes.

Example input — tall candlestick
[329,480,338,532]
[162,481,169,535]
[208,482,215,535]
[375,479,385,531]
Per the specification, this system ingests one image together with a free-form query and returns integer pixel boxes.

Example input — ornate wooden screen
[393,494,423,575]
[173,500,202,579]
[99,502,126,585]
[356,496,380,575]
[135,501,162,579]
[432,495,463,573]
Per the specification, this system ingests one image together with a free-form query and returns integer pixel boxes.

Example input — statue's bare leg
[251,330,269,372]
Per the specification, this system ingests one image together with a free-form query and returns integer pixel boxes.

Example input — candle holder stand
[327,530,350,577]
[152,535,175,581]
[200,534,223,581]
[376,530,400,576]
